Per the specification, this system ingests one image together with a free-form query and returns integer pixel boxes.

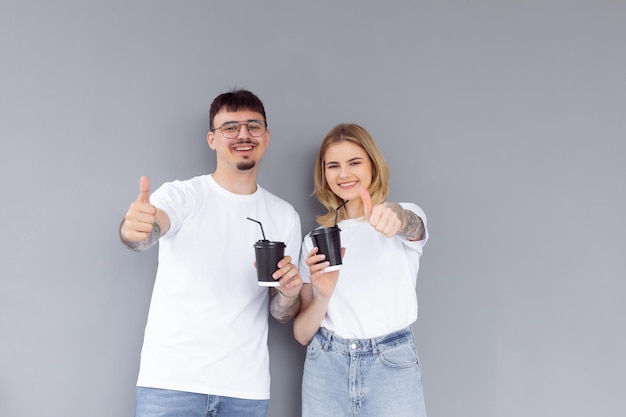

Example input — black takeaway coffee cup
[309,225,342,272]
[253,239,285,287]
[308,200,347,273]
[247,217,284,287]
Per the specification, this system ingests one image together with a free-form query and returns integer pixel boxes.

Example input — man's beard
[237,160,256,171]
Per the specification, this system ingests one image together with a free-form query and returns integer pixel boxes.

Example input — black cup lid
[309,225,341,236]
[253,240,285,248]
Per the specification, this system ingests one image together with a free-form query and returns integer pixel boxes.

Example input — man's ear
[207,131,216,150]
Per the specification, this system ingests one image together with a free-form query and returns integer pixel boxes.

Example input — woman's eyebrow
[325,157,363,167]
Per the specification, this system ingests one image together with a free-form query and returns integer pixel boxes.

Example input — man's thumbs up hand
[122,176,158,242]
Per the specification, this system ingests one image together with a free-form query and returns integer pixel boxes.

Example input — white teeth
[339,181,357,188]
[235,146,253,151]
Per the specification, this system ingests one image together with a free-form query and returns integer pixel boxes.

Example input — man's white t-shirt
[300,203,427,339]
[137,174,301,399]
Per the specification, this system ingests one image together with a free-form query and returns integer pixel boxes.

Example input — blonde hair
[314,123,390,227]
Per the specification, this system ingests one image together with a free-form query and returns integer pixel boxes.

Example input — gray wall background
[1,1,624,416]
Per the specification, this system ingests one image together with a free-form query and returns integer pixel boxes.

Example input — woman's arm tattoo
[387,203,425,241]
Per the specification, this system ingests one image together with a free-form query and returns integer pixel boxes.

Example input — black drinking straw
[334,200,349,226]
[247,217,266,240]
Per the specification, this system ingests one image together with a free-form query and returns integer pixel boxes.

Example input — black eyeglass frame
[210,120,267,139]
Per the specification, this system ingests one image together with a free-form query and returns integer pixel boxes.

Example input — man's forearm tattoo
[120,219,166,252]
[387,203,425,241]
[270,292,301,324]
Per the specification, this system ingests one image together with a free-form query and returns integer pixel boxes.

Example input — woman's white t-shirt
[300,203,427,339]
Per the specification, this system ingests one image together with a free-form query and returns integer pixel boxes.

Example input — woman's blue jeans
[302,327,427,417]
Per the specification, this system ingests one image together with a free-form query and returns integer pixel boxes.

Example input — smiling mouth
[233,142,255,152]
[339,181,358,189]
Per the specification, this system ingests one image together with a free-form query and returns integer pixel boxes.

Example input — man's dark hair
[209,89,267,129]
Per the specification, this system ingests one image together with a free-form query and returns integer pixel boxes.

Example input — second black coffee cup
[309,225,342,272]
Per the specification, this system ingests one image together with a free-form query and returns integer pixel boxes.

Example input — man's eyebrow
[224,119,263,123]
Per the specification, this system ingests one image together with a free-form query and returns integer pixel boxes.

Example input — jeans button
[350,343,357,349]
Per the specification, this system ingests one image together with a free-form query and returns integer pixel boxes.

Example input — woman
[294,123,428,417]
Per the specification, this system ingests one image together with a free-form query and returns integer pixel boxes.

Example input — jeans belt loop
[321,328,332,351]
[370,336,378,357]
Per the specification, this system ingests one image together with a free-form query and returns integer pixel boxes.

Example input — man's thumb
[137,176,151,203]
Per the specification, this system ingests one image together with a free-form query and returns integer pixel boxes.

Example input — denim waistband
[315,327,414,356]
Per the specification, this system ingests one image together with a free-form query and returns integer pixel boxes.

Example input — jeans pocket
[377,343,419,369]
[306,336,323,360]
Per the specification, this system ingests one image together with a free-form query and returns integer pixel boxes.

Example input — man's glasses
[211,120,267,139]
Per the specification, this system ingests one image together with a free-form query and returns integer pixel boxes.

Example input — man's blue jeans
[135,387,269,417]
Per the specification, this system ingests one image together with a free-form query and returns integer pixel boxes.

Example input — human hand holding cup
[305,246,343,298]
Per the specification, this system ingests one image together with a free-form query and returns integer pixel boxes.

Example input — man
[119,89,303,417]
